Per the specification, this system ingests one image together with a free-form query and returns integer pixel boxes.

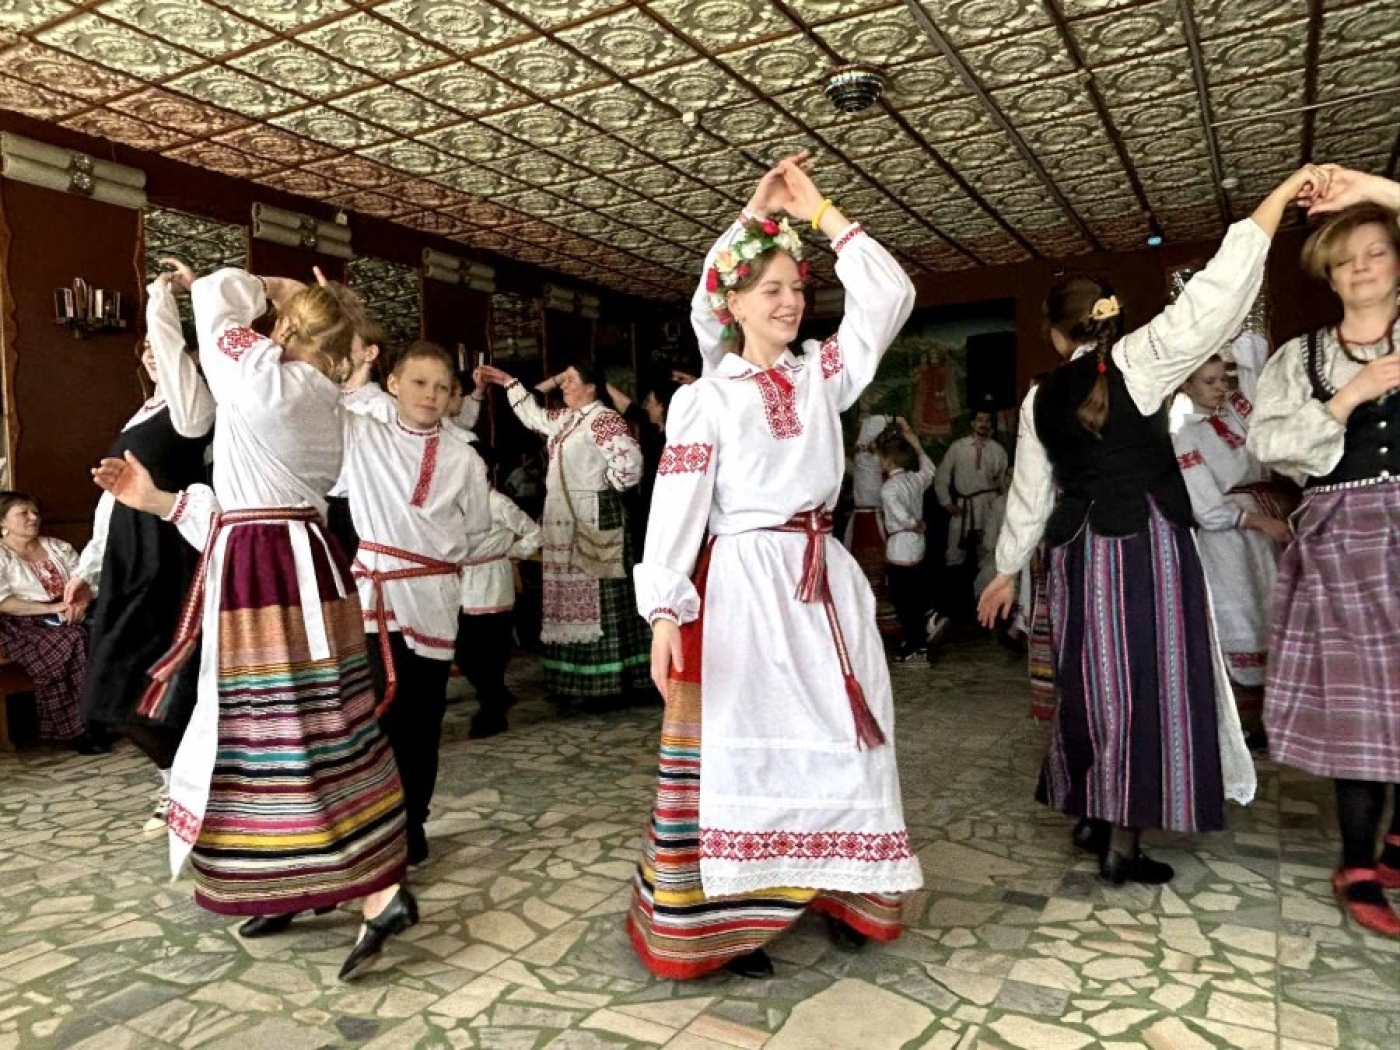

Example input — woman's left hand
[777,157,827,223]
[976,573,1016,630]
[91,452,176,518]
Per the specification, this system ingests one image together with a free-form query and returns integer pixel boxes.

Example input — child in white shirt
[879,418,937,660]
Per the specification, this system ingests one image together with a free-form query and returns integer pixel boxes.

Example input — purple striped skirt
[1266,483,1400,781]
[1039,503,1226,833]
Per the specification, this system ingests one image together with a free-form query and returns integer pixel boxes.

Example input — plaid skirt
[544,489,650,697]
[0,615,87,741]
[1266,484,1400,781]
[1040,505,1226,833]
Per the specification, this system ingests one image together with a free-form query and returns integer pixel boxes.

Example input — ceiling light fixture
[823,65,886,114]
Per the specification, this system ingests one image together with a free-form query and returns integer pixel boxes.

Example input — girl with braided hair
[979,166,1328,884]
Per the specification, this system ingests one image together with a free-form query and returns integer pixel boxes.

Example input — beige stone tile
[583,1007,677,1045]
[986,1015,1095,1049]
[766,978,933,1050]
[1278,1004,1339,1047]
[465,909,537,951]
[429,974,511,1020]
[665,1034,744,1050]
[514,920,587,967]
[617,997,715,1031]
[1142,1017,1214,1050]
[685,1014,771,1049]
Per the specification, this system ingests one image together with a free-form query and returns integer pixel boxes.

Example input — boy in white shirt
[879,417,937,660]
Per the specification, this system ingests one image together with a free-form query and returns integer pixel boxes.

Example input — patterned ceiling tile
[632,58,753,113]
[1111,93,1202,140]
[37,14,202,78]
[1071,0,1181,64]
[712,101,803,145]
[681,149,764,186]
[1202,19,1310,85]
[331,85,457,135]
[648,0,795,51]
[1015,118,1096,158]
[566,84,673,133]
[1214,116,1297,154]
[1220,143,1303,181]
[110,86,248,136]
[495,187,573,219]
[1320,2,1400,63]
[97,0,270,57]
[1314,122,1399,163]
[213,124,337,166]
[166,66,304,116]
[383,177,466,210]
[399,62,527,117]
[884,56,968,107]
[992,74,1095,128]
[299,12,448,77]
[567,176,638,210]
[610,165,703,199]
[230,0,349,31]
[301,153,400,190]
[1124,127,1210,168]
[903,99,998,143]
[887,175,965,214]
[1092,52,1195,106]
[929,132,1011,172]
[400,210,471,237]
[654,186,735,221]
[482,104,593,148]
[559,136,655,174]
[499,0,621,31]
[490,151,589,188]
[718,33,828,93]
[254,167,345,197]
[621,118,710,161]
[959,27,1077,89]
[324,188,415,220]
[819,117,919,158]
[1210,69,1305,121]
[1314,93,1396,131]
[549,209,611,237]
[165,140,281,179]
[1071,189,1142,223]
[61,107,189,150]
[864,147,937,186]
[1194,0,1309,39]
[813,6,936,66]
[557,7,699,77]
[433,165,527,197]
[472,37,610,99]
[1318,51,1400,101]
[357,140,458,176]
[270,106,397,149]
[0,40,144,99]
[910,0,1053,45]
[419,122,529,163]
[0,70,84,118]
[228,41,375,99]
[374,0,532,54]
[442,198,522,226]
[0,0,71,32]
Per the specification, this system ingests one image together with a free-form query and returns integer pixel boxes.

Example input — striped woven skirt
[190,518,407,915]
[1266,484,1400,781]
[1026,546,1057,722]
[627,548,903,979]
[1038,505,1226,833]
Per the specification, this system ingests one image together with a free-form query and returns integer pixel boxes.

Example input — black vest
[1303,330,1400,488]
[1035,353,1194,545]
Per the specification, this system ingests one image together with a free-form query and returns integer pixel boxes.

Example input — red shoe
[1332,869,1400,938]
[1377,836,1400,890]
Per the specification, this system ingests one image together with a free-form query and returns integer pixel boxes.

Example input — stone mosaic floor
[0,634,1396,1050]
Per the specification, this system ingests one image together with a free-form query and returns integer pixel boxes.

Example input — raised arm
[189,268,282,402]
[475,364,570,439]
[146,272,214,438]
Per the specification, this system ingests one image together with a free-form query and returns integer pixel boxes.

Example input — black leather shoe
[70,731,112,755]
[825,915,869,952]
[1101,849,1175,886]
[238,905,334,938]
[468,712,508,740]
[339,888,419,980]
[1071,817,1111,857]
[722,948,774,979]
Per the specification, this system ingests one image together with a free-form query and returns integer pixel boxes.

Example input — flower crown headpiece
[704,214,811,339]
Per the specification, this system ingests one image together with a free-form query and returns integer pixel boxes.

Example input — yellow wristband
[812,198,833,231]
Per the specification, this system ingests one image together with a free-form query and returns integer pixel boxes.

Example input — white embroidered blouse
[502,388,642,496]
[0,538,80,605]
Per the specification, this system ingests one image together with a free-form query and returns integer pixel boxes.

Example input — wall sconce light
[576,293,600,321]
[252,203,353,259]
[494,336,540,361]
[543,282,576,314]
[1,132,147,209]
[422,249,496,292]
[54,278,125,339]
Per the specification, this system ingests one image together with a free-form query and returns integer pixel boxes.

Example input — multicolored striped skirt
[191,517,407,915]
[1026,546,1057,722]
[1039,505,1226,833]
[627,547,904,979]
[543,489,650,698]
[1266,484,1400,781]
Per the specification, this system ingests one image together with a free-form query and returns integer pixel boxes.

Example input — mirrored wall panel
[346,257,421,352]
[143,209,247,323]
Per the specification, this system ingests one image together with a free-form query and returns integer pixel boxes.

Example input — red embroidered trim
[1228,390,1253,419]
[700,828,915,864]
[648,607,679,624]
[168,799,200,845]
[410,434,440,508]
[216,326,260,361]
[1227,651,1267,668]
[168,490,190,525]
[544,579,600,625]
[33,559,64,601]
[751,370,803,440]
[1208,414,1245,449]
[831,223,865,254]
[359,609,455,650]
[590,410,631,444]
[820,335,843,380]
[1177,450,1204,470]
[657,443,714,476]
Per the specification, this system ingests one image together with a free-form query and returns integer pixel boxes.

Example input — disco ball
[823,65,886,114]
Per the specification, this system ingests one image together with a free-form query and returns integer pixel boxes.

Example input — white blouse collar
[717,348,798,379]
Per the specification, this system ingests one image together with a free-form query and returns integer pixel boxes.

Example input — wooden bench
[0,654,37,750]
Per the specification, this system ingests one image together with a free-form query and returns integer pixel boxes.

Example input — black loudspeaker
[965,331,1017,412]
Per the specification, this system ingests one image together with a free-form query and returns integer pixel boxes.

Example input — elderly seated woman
[0,491,105,753]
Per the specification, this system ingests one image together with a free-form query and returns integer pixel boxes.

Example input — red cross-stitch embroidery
[1228,390,1253,419]
[168,799,201,844]
[545,578,601,625]
[1208,415,1245,449]
[590,410,631,444]
[820,335,843,380]
[831,223,865,254]
[657,443,714,476]
[700,828,914,864]
[1177,449,1204,470]
[216,326,260,361]
[750,370,803,440]
[410,434,440,508]
[32,558,64,601]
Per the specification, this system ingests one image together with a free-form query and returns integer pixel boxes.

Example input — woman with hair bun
[979,166,1328,884]
[1249,167,1400,938]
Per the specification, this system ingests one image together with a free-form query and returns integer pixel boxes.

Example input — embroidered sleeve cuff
[164,490,190,524]
[831,222,865,255]
[648,608,679,626]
